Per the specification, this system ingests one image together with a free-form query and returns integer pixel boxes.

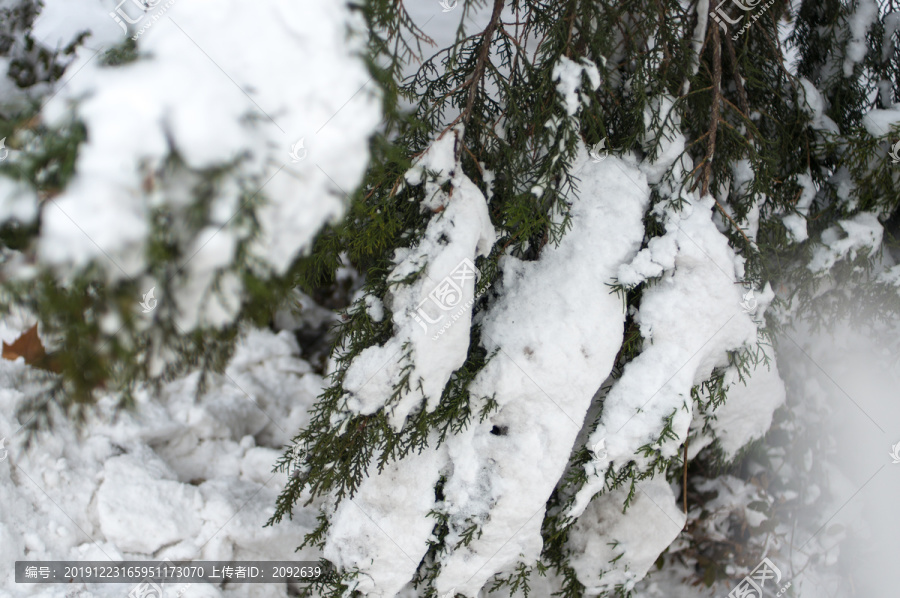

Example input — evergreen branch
[458,0,506,129]
[701,22,722,198]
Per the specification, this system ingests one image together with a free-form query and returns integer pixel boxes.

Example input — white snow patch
[323,440,447,597]
[342,131,496,430]
[568,478,686,595]
[862,106,900,137]
[709,361,786,459]
[22,0,380,331]
[552,56,601,116]
[808,212,883,273]
[570,193,759,520]
[843,0,878,77]
[0,324,324,597]
[433,150,649,596]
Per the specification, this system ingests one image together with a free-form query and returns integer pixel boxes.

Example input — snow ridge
[342,131,497,431]
[569,193,760,521]
[430,150,650,596]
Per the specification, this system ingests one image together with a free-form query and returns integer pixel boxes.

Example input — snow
[569,193,760,520]
[0,322,325,597]
[781,172,817,243]
[883,12,900,63]
[797,78,840,134]
[641,96,688,185]
[862,106,900,137]
[341,129,497,430]
[707,360,786,459]
[97,447,204,554]
[431,149,649,596]
[320,147,650,597]
[693,475,770,534]
[552,56,601,116]
[807,212,883,273]
[0,177,38,224]
[781,214,807,243]
[568,478,686,595]
[8,0,381,332]
[843,0,878,77]
[323,439,447,597]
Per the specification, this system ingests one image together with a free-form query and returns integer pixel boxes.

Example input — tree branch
[702,23,722,198]
[461,0,506,125]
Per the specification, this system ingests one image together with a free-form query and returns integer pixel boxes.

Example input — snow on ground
[0,316,325,597]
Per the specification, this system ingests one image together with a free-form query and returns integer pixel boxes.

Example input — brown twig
[683,436,689,515]
[713,196,754,247]
[701,23,722,198]
[722,31,751,122]
[461,0,506,127]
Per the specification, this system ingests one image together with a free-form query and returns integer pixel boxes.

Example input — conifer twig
[701,23,721,198]
[683,436,689,515]
[701,24,752,248]
[461,0,506,125]
[722,32,751,120]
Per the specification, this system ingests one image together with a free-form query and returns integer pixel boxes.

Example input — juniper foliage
[0,0,898,594]
[270,0,900,594]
